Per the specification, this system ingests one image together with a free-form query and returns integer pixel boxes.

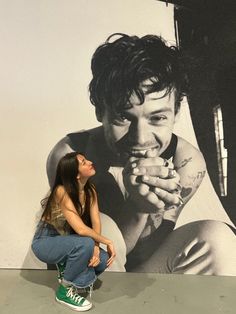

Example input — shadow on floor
[20,269,58,291]
[20,269,156,304]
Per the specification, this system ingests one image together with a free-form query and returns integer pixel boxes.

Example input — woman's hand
[88,245,100,267]
[106,241,116,267]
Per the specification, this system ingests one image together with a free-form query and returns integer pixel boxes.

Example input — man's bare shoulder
[174,136,206,170]
[46,127,102,187]
[47,136,72,168]
[170,136,207,206]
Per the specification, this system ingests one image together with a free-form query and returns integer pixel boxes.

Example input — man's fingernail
[131,163,137,168]
[147,149,156,157]
[163,158,169,167]
[168,169,176,178]
[155,187,160,194]
[143,175,149,181]
[133,167,139,174]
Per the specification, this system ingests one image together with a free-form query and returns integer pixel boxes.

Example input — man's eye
[150,115,167,124]
[113,114,130,125]
[121,115,129,122]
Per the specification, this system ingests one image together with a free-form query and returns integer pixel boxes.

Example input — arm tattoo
[180,171,206,199]
[188,171,206,184]
[181,187,193,198]
[175,157,193,170]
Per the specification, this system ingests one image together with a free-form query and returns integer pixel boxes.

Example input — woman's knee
[80,236,95,253]
[82,236,95,249]
[70,236,95,257]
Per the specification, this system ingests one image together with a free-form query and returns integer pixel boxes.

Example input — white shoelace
[88,283,93,298]
[66,287,84,303]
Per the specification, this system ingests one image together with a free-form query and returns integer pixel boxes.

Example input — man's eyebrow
[144,90,170,101]
[149,108,173,114]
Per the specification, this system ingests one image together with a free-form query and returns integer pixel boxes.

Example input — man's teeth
[130,148,156,156]
[136,149,148,155]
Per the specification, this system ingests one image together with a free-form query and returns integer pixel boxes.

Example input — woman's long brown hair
[41,152,96,226]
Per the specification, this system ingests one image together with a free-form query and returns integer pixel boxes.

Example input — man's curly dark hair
[89,33,185,119]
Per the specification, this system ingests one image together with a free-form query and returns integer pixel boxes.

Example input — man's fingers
[137,183,150,196]
[153,187,183,205]
[126,179,165,210]
[175,242,211,268]
[136,184,165,209]
[172,241,212,275]
[141,175,181,191]
[124,157,174,176]
[132,165,177,178]
[131,156,174,169]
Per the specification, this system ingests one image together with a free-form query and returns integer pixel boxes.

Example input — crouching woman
[32,152,116,311]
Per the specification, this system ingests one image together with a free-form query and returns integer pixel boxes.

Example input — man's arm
[174,136,206,202]
[108,197,149,254]
[163,136,206,222]
[124,139,206,268]
[132,137,206,224]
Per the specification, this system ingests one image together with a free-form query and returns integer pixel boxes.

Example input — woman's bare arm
[56,186,112,246]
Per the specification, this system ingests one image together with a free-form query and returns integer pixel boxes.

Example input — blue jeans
[31,222,109,288]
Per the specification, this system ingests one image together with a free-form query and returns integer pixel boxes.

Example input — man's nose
[129,120,149,146]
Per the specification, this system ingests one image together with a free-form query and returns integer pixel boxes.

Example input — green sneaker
[56,262,66,283]
[55,284,92,311]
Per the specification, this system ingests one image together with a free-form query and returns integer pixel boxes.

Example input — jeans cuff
[62,275,97,289]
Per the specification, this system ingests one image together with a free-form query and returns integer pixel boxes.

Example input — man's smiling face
[100,80,177,162]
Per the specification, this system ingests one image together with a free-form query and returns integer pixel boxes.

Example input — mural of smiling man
[47,34,236,275]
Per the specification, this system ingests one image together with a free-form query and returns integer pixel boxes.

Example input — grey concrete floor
[1,269,236,314]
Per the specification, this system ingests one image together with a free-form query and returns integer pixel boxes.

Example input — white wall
[0,0,233,269]
[0,0,176,268]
